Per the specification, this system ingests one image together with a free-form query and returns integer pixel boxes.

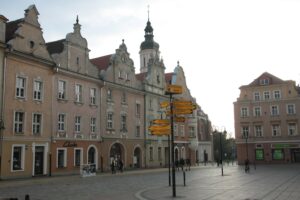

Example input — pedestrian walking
[119,160,123,173]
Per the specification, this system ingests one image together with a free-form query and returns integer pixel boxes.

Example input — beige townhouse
[234,72,300,164]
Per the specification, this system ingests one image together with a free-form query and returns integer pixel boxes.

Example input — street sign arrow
[160,101,169,108]
[152,119,170,125]
[148,125,171,131]
[174,117,185,123]
[166,85,183,94]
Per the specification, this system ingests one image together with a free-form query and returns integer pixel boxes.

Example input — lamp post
[214,126,225,176]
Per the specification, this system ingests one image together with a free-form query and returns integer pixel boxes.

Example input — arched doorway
[133,147,141,168]
[88,147,96,164]
[110,143,124,164]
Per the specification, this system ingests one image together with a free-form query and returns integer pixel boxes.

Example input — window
[126,73,129,81]
[16,77,26,98]
[121,114,127,132]
[273,90,281,100]
[118,70,122,79]
[57,148,67,168]
[107,112,113,129]
[149,99,153,110]
[158,147,162,161]
[189,126,195,137]
[180,125,185,137]
[264,91,270,100]
[271,105,279,116]
[12,145,24,171]
[157,75,160,84]
[254,92,260,101]
[75,116,81,133]
[136,103,141,118]
[242,126,249,138]
[241,107,249,117]
[287,104,296,115]
[74,148,82,167]
[272,124,281,136]
[58,80,66,99]
[32,113,42,135]
[58,114,66,131]
[260,78,269,85]
[136,125,140,137]
[14,112,24,134]
[288,123,297,136]
[255,149,264,160]
[174,124,178,136]
[121,92,126,104]
[90,88,96,105]
[254,107,261,117]
[90,117,96,133]
[33,80,43,101]
[107,89,112,101]
[75,84,82,103]
[272,149,284,160]
[254,125,263,137]
[149,146,153,161]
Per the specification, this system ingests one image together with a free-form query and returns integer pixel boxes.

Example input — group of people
[111,158,123,174]
[175,158,191,171]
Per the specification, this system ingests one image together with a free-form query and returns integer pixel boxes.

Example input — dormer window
[260,78,269,85]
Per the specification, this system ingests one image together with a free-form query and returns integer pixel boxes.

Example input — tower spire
[147,5,150,21]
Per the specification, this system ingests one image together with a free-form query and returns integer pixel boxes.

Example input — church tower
[139,13,160,73]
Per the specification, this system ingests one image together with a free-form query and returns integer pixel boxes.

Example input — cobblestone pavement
[0,164,299,200]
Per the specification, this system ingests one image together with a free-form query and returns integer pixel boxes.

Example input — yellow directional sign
[166,109,193,115]
[166,85,183,94]
[152,119,170,125]
[148,125,171,132]
[175,117,185,123]
[150,130,171,136]
[173,101,193,106]
[160,101,169,108]
[174,104,197,110]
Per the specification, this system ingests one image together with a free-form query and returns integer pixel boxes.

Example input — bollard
[183,171,186,186]
[25,194,30,200]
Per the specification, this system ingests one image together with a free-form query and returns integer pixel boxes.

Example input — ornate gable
[6,5,52,61]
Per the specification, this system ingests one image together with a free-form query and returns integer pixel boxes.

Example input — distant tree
[213,131,236,162]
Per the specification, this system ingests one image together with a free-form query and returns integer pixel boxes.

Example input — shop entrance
[110,143,124,163]
[34,146,44,175]
[291,149,300,162]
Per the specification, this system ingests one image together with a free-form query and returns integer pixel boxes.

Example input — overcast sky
[2,0,300,136]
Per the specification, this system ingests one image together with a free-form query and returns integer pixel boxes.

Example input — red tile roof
[90,54,113,70]
[165,72,174,84]
[135,72,147,81]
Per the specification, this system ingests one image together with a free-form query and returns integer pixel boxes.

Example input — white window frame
[75,84,83,103]
[135,125,140,137]
[121,114,127,132]
[180,125,185,137]
[254,106,261,117]
[11,144,25,172]
[107,89,112,101]
[288,123,297,136]
[90,117,96,133]
[14,111,25,134]
[74,148,83,167]
[271,105,279,116]
[287,104,296,115]
[16,76,26,99]
[241,107,249,117]
[273,90,281,100]
[33,80,43,101]
[149,146,154,161]
[254,92,260,101]
[90,88,96,105]
[174,124,178,136]
[158,147,162,161]
[107,112,113,129]
[136,103,141,118]
[272,124,281,136]
[121,92,126,104]
[254,125,263,137]
[58,113,66,132]
[241,126,249,138]
[57,148,67,168]
[58,80,66,100]
[32,113,42,135]
[75,116,81,133]
[189,126,195,137]
[264,91,270,100]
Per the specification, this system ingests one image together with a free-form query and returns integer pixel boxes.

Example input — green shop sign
[255,149,264,160]
[273,144,299,149]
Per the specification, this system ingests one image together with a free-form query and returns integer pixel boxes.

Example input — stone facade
[0,5,212,179]
[234,72,300,164]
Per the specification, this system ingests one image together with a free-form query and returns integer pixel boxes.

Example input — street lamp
[242,130,249,172]
[213,126,226,176]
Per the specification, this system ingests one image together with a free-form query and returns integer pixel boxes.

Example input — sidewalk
[137,164,300,200]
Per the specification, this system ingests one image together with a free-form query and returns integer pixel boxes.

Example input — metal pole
[246,137,248,161]
[168,134,171,186]
[219,132,223,176]
[49,153,52,177]
[170,94,176,197]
